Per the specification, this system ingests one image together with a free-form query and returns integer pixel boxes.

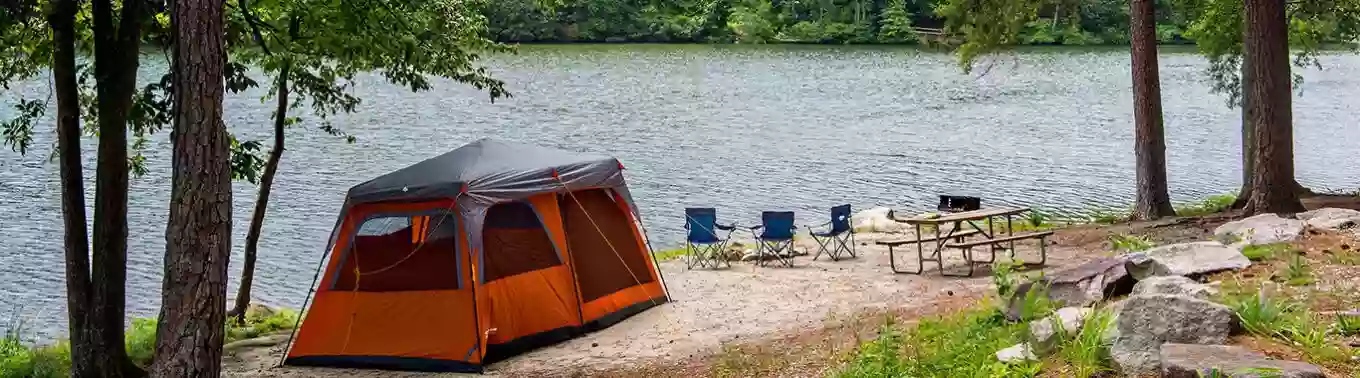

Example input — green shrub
[124,317,158,367]
[1,323,70,378]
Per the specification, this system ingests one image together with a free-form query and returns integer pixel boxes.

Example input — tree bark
[1242,0,1305,214]
[150,0,231,372]
[90,0,147,374]
[1128,0,1176,220]
[47,0,95,374]
[230,60,291,323]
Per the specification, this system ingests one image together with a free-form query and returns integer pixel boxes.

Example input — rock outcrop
[1125,242,1251,279]
[1159,343,1326,378]
[1006,256,1134,320]
[1297,207,1360,231]
[1214,213,1305,246]
[1130,275,1216,300]
[1106,294,1236,376]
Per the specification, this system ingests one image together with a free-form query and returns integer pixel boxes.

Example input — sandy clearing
[224,231,1092,377]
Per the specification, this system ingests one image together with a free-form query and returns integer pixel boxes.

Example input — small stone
[996,343,1037,363]
[1343,243,1351,250]
[947,290,954,296]
[1029,307,1092,355]
[591,343,599,347]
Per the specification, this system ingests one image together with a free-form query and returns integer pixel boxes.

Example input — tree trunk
[1242,0,1304,214]
[150,0,231,372]
[1128,0,1176,220]
[47,0,95,374]
[230,60,291,324]
[90,0,146,374]
[1231,56,1255,209]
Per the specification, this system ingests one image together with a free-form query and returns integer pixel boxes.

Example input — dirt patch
[223,230,1107,377]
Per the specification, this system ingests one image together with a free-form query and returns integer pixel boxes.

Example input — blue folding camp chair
[684,208,736,269]
[807,204,855,261]
[748,211,797,267]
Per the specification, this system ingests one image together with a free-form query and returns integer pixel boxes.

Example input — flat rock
[1125,242,1251,279]
[1131,276,1215,300]
[1214,213,1305,246]
[1006,256,1134,320]
[1297,207,1360,231]
[1106,294,1236,376]
[1029,307,1091,355]
[1160,343,1325,378]
[996,343,1036,363]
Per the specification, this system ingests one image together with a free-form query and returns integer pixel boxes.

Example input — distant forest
[479,0,1211,44]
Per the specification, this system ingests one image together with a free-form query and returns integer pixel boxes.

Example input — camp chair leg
[833,233,854,260]
[810,234,831,261]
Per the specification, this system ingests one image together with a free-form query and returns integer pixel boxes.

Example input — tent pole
[636,216,672,301]
[277,232,334,367]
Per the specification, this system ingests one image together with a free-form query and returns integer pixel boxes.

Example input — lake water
[2,45,1358,340]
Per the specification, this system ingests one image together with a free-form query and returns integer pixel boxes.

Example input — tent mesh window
[561,189,655,303]
[334,214,461,291]
[483,202,562,282]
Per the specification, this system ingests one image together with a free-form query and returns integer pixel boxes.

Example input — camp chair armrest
[748,225,763,230]
[715,224,737,231]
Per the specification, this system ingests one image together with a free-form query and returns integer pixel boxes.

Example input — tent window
[334,214,461,292]
[483,202,561,282]
[561,189,654,303]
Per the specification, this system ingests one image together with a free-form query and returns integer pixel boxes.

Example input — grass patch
[1241,243,1292,262]
[1,307,301,375]
[652,247,688,262]
[835,306,1040,378]
[1109,233,1154,253]
[1281,254,1315,286]
[1173,193,1237,216]
[1335,313,1360,336]
[1224,288,1299,338]
[1,322,70,378]
[1055,306,1115,377]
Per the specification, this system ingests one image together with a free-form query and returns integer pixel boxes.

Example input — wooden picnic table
[878,206,1052,276]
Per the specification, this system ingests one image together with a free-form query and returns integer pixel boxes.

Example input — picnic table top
[892,206,1030,225]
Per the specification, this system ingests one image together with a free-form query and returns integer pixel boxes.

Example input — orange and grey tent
[284,139,669,372]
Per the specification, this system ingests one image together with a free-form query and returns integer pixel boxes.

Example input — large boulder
[1130,276,1215,300]
[1006,257,1134,321]
[1214,213,1305,246]
[1160,343,1326,378]
[1125,242,1251,279]
[1028,307,1092,355]
[851,207,907,233]
[1106,294,1236,376]
[1297,207,1360,231]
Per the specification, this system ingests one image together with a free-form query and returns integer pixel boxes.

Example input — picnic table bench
[875,207,1051,276]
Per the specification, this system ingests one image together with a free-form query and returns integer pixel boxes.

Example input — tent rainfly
[284,138,669,372]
